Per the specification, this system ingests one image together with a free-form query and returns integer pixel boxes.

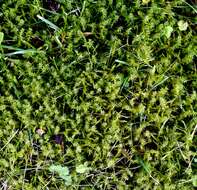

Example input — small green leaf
[49,165,69,176]
[164,26,173,39]
[60,175,72,186]
[49,165,72,186]
[76,164,90,174]
[178,20,188,31]
[0,32,4,45]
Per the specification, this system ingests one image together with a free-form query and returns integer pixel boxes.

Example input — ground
[0,0,196,189]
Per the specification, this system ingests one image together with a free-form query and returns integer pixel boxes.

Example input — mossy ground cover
[0,0,196,189]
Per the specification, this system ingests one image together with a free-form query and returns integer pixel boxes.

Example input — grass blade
[0,32,4,45]
[5,49,39,56]
[37,15,59,31]
[0,45,24,51]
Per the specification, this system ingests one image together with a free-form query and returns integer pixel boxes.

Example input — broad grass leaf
[193,175,197,187]
[0,32,4,45]
[37,15,59,31]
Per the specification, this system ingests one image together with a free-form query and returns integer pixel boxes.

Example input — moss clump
[0,0,196,189]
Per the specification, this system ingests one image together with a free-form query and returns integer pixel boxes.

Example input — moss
[0,0,196,189]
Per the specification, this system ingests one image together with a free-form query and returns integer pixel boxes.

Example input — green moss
[0,0,196,189]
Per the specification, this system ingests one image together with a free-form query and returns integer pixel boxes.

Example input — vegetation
[0,0,196,189]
